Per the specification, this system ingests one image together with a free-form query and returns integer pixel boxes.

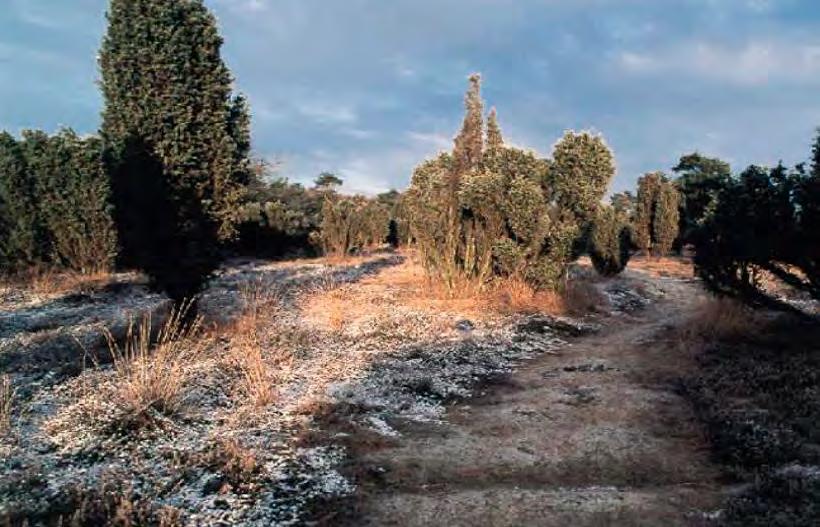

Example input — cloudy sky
[2,0,820,193]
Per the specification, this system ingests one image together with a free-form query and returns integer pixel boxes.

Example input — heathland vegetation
[3,0,820,525]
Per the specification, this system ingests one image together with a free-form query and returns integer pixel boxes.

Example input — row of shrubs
[402,74,686,291]
[0,130,117,275]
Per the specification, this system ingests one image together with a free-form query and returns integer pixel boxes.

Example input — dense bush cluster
[404,75,615,291]
[234,165,325,258]
[0,130,117,274]
[690,133,820,306]
[314,193,390,257]
[588,206,632,277]
[634,172,680,257]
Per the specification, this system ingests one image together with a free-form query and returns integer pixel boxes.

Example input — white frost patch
[366,415,401,438]
[296,446,355,496]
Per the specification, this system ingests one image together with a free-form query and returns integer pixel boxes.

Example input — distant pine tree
[672,152,731,245]
[99,0,251,302]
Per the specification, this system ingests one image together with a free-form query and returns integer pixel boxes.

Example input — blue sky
[2,0,820,194]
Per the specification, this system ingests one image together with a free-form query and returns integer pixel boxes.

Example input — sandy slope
[346,273,724,526]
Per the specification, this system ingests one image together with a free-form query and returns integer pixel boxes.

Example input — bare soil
[341,272,724,526]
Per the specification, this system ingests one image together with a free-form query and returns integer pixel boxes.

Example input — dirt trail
[347,273,724,526]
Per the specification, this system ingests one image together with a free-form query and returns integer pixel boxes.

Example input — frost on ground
[0,255,659,526]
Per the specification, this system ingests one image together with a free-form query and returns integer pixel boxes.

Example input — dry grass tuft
[488,277,565,315]
[0,374,13,435]
[103,301,209,423]
[55,474,183,527]
[205,438,261,491]
[678,296,755,342]
[2,266,115,297]
[563,279,607,315]
[227,284,293,408]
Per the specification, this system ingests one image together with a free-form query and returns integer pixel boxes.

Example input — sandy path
[345,273,724,526]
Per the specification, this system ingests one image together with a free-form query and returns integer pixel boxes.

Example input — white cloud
[406,131,452,150]
[295,101,358,125]
[615,39,820,85]
[212,0,269,14]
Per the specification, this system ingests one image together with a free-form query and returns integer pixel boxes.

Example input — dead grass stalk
[103,301,209,420]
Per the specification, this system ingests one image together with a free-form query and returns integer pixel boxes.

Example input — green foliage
[0,130,117,274]
[486,107,503,154]
[634,172,680,257]
[100,0,251,300]
[405,76,615,292]
[315,194,389,256]
[453,74,484,174]
[551,130,616,228]
[589,206,632,277]
[0,132,40,269]
[672,152,731,245]
[692,157,820,305]
[652,179,681,257]
[234,162,325,258]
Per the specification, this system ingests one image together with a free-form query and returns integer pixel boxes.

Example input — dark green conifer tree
[99,0,251,302]
[672,152,731,244]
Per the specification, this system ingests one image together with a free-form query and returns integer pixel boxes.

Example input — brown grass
[1,266,116,297]
[0,374,13,435]
[103,302,209,423]
[563,279,607,315]
[488,277,565,315]
[201,438,261,492]
[300,254,572,335]
[677,296,755,342]
[627,255,695,279]
[225,284,294,409]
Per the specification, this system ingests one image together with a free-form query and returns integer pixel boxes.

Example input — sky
[2,0,820,194]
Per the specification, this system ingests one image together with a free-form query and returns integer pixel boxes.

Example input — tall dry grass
[103,301,209,420]
[488,277,565,315]
[1,266,114,297]
[227,284,293,408]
